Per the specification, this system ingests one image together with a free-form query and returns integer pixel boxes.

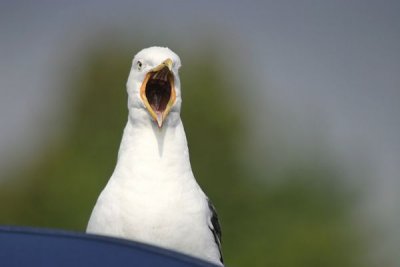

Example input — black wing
[207,198,223,264]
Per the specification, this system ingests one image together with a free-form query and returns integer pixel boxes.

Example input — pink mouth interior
[145,67,172,113]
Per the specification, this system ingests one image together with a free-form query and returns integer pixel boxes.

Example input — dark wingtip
[207,199,223,264]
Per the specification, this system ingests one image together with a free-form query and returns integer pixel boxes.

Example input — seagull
[86,47,223,266]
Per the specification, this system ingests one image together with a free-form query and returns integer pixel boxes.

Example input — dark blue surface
[0,226,218,267]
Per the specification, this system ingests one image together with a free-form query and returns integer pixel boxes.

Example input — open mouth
[146,68,172,114]
[140,59,176,127]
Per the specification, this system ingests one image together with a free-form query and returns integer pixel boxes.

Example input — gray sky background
[1,0,399,263]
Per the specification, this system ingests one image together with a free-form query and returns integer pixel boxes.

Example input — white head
[126,47,182,128]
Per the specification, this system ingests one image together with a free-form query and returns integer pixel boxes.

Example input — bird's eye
[137,61,143,71]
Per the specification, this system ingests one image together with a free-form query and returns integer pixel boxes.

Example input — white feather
[87,47,222,265]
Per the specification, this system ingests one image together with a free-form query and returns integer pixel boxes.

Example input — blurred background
[0,1,399,266]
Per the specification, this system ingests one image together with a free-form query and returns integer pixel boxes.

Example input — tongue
[152,93,162,111]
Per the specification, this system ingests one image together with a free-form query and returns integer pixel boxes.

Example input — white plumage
[87,47,223,265]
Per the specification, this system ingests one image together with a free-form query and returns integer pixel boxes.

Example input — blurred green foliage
[0,42,365,267]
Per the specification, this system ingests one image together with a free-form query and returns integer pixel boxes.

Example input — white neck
[112,110,193,183]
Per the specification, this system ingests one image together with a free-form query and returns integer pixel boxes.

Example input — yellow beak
[152,58,173,72]
[139,58,176,128]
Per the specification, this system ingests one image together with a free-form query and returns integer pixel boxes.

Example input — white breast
[87,117,222,265]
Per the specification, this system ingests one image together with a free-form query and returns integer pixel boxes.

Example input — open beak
[140,58,176,128]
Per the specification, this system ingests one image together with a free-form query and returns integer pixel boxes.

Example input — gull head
[127,46,182,128]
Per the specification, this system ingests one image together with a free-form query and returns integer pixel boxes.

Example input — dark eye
[137,61,143,70]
